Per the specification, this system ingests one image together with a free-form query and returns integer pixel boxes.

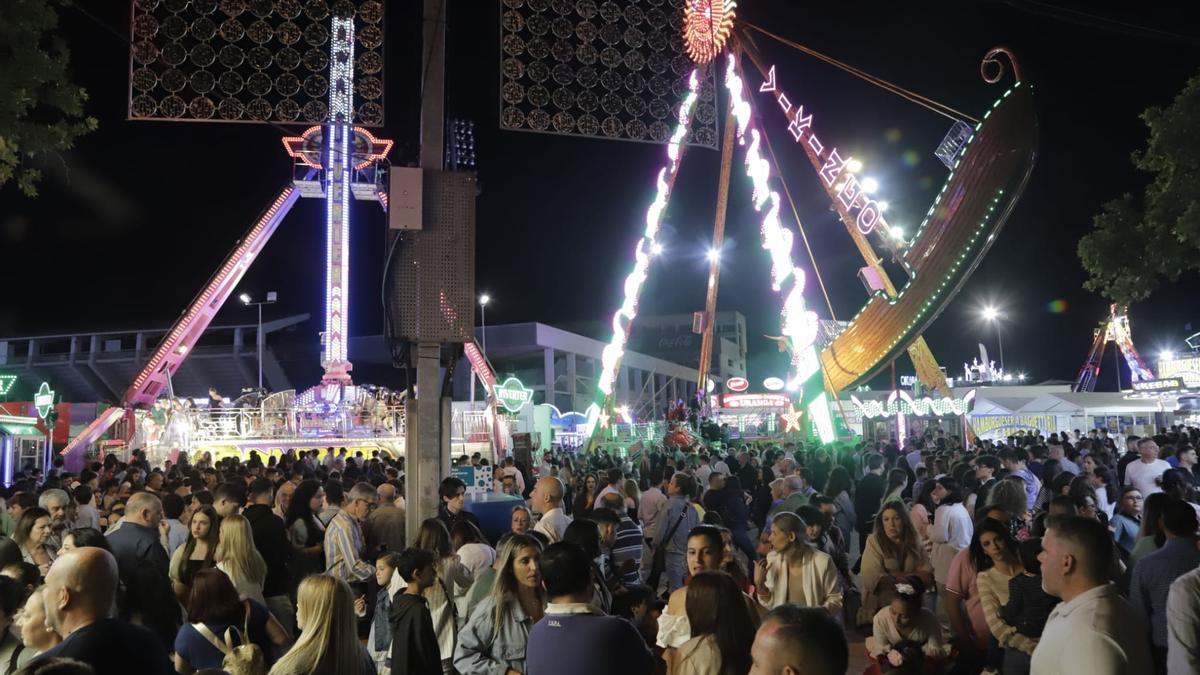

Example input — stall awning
[0,423,42,436]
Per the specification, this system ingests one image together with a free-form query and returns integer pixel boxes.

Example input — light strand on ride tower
[585,69,704,439]
[323,15,355,381]
[725,55,833,443]
[757,65,891,238]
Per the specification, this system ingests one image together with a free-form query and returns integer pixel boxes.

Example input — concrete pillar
[543,348,555,408]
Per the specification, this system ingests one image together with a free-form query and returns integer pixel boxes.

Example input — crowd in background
[0,422,1198,675]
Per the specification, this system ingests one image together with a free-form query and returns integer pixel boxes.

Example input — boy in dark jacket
[389,548,441,675]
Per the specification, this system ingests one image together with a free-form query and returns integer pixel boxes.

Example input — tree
[0,0,97,197]
[1078,69,1200,305]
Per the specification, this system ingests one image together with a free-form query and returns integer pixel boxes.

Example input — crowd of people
[0,423,1198,675]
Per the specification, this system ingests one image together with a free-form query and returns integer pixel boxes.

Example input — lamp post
[479,294,491,354]
[240,291,277,389]
[982,306,1005,376]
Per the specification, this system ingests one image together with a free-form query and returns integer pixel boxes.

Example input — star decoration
[597,411,611,428]
[780,405,803,433]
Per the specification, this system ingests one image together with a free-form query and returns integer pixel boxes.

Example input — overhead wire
[739,22,979,124]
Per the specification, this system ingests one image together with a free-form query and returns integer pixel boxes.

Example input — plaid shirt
[324,510,374,582]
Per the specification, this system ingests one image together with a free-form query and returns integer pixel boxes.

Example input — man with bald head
[366,481,406,557]
[749,604,848,675]
[105,491,170,580]
[35,547,174,674]
[531,476,571,544]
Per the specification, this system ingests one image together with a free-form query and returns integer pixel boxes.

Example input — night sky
[3,0,1199,393]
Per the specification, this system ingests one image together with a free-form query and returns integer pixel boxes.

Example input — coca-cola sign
[726,377,749,392]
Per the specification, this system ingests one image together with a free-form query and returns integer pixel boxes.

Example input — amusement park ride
[582,1,1038,449]
[60,0,1039,467]
[1073,304,1156,392]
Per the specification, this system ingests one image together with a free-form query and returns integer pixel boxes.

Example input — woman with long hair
[670,571,755,675]
[928,476,973,598]
[12,508,54,578]
[415,517,474,674]
[908,479,938,546]
[857,501,933,626]
[715,475,756,563]
[215,514,269,605]
[451,520,497,580]
[284,479,327,588]
[269,575,373,675]
[752,512,842,615]
[881,469,908,507]
[1130,492,1170,566]
[972,518,1034,673]
[985,478,1030,542]
[453,534,545,675]
[623,478,641,522]
[824,466,856,541]
[174,568,288,674]
[1090,466,1119,517]
[169,504,219,603]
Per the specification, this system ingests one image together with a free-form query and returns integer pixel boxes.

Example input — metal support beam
[408,342,448,545]
[420,0,446,170]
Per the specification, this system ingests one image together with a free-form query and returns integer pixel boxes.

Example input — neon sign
[722,393,789,409]
[493,377,534,413]
[34,382,56,419]
[850,389,976,419]
[758,65,892,237]
[0,375,16,396]
[762,377,785,391]
[1131,378,1186,392]
[726,377,749,392]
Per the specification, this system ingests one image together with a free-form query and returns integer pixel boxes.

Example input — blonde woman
[752,511,843,615]
[269,575,374,675]
[215,514,268,605]
[453,533,545,675]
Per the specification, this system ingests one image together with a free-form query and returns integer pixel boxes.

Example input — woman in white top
[450,520,496,618]
[657,526,760,652]
[214,514,268,605]
[752,512,843,615]
[927,476,973,590]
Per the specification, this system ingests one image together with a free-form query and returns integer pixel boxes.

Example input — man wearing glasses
[325,482,378,582]
[1110,486,1142,556]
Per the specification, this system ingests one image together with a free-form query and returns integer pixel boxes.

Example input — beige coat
[757,546,843,614]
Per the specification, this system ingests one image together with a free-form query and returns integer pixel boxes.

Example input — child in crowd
[1000,538,1059,647]
[359,552,400,675]
[866,578,950,675]
[388,548,442,675]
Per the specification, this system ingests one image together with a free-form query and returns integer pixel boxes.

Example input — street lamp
[241,291,277,389]
[479,294,491,354]
[982,306,1005,374]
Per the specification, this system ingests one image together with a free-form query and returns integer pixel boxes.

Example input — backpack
[192,602,267,675]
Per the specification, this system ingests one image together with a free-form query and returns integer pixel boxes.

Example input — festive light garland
[725,55,833,442]
[850,389,977,418]
[586,68,704,438]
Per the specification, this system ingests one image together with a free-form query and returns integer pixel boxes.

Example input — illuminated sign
[726,377,749,392]
[763,377,785,391]
[493,377,534,413]
[722,393,790,409]
[758,65,892,237]
[850,389,976,419]
[464,342,497,390]
[1131,378,1186,392]
[1158,356,1200,387]
[971,414,1058,439]
[34,382,55,419]
[0,375,16,396]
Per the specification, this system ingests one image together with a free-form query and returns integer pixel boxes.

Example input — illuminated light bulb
[651,242,664,256]
[833,182,846,192]
[878,200,890,212]
[240,293,252,305]
[177,345,189,355]
[1161,351,1174,361]
[479,294,491,306]
[861,177,880,193]
[707,248,721,263]
[889,226,904,240]
[846,158,863,173]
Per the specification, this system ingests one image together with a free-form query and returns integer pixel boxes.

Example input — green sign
[493,376,533,413]
[0,375,15,396]
[34,382,55,419]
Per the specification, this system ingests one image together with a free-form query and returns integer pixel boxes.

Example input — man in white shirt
[638,469,668,542]
[592,468,625,510]
[1167,565,1200,675]
[531,476,571,543]
[904,445,923,471]
[1126,437,1171,496]
[1032,515,1152,674]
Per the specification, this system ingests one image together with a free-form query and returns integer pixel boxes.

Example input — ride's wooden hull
[820,83,1038,392]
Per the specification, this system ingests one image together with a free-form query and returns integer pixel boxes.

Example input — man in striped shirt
[602,493,644,587]
[324,482,378,582]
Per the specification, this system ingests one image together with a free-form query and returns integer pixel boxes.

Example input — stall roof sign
[493,377,533,413]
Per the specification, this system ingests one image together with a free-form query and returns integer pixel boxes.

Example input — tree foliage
[0,0,97,197]
[1078,69,1200,305]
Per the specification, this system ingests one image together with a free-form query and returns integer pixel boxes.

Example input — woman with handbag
[174,569,289,674]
